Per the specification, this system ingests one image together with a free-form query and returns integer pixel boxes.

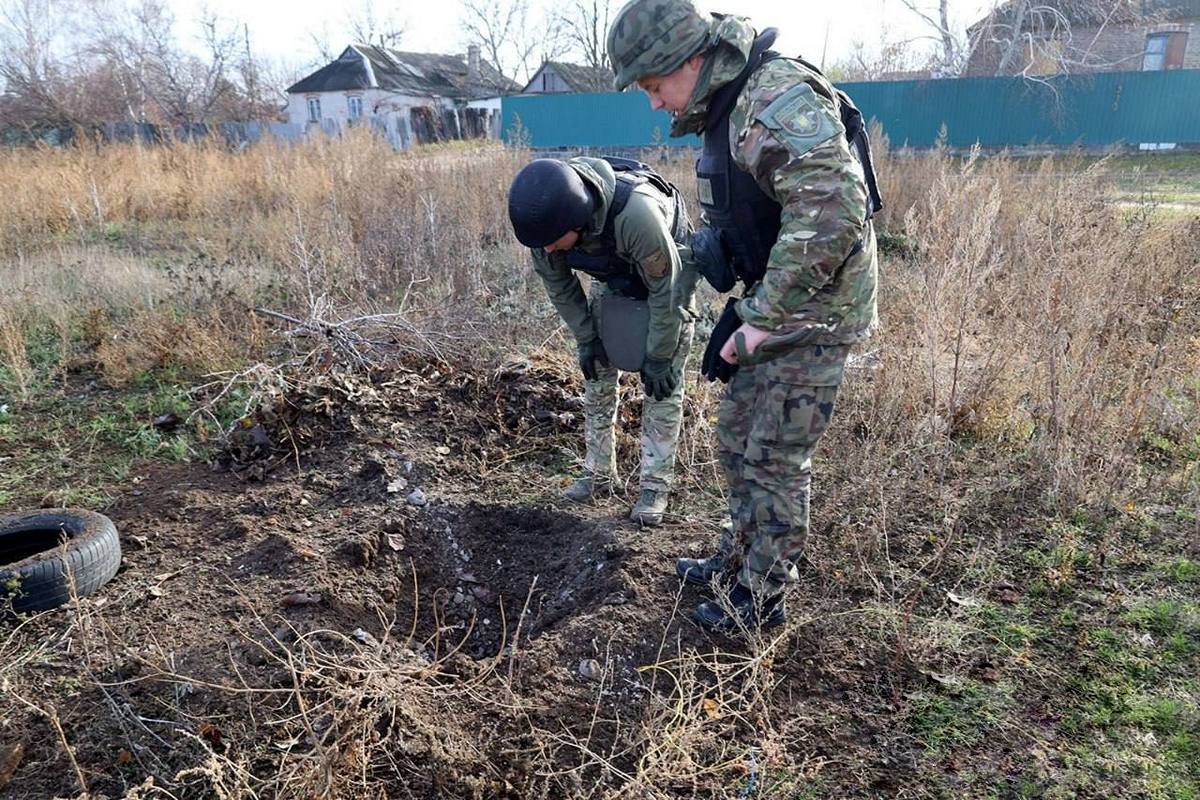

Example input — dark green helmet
[507,159,594,248]
[607,0,712,90]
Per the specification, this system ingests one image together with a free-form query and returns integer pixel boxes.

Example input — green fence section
[504,91,700,149]
[502,69,1200,150]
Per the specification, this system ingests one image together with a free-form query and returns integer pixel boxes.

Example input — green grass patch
[907,680,1016,756]
[1124,600,1192,637]
[0,368,221,511]
[1164,560,1200,584]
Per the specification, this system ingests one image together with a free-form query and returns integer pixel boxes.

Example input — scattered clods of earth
[3,357,1197,799]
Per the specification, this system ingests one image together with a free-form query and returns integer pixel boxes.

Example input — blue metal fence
[502,69,1200,150]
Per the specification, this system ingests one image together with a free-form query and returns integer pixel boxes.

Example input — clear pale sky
[171,0,994,76]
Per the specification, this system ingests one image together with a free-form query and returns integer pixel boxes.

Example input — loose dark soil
[1,356,1196,799]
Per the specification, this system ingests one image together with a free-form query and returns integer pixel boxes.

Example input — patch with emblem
[639,249,671,279]
[755,83,841,156]
[697,176,714,206]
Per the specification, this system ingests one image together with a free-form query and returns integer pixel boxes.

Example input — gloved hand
[640,356,679,401]
[690,227,736,293]
[578,338,609,382]
[701,297,741,383]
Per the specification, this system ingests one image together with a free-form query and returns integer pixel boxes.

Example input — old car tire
[0,510,122,612]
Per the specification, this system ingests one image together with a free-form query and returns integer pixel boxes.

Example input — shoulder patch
[755,83,840,156]
[639,249,671,279]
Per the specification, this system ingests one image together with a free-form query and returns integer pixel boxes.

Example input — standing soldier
[607,1,882,631]
[507,156,697,526]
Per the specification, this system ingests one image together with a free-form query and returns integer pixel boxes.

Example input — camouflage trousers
[583,322,695,492]
[716,343,849,597]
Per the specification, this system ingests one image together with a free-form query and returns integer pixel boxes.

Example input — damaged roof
[968,0,1200,31]
[287,46,520,100]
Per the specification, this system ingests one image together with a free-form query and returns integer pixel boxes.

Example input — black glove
[691,227,736,293]
[701,297,741,383]
[578,338,609,382]
[640,356,679,401]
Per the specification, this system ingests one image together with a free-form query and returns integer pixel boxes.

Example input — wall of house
[1070,21,1198,71]
[287,89,502,150]
[285,88,391,131]
[966,19,1198,75]
[524,67,573,94]
[465,98,503,138]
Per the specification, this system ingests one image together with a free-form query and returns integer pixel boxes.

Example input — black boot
[693,582,785,633]
[675,554,726,585]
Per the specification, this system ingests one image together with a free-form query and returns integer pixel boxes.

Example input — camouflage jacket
[677,16,878,358]
[530,157,695,362]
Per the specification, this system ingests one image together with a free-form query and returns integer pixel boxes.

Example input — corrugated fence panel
[503,70,1200,150]
[503,92,700,148]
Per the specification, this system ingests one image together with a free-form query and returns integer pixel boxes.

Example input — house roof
[1154,0,1200,16]
[287,46,520,100]
[968,0,1199,32]
[523,61,616,93]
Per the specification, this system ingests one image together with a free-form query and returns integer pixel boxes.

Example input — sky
[170,0,995,79]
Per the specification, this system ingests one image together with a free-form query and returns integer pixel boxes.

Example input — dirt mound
[3,361,884,800]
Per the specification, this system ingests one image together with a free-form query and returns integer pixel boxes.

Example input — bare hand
[719,323,771,364]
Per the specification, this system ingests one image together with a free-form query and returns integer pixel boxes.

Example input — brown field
[0,133,1198,799]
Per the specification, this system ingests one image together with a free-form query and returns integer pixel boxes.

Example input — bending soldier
[507,156,697,526]
[607,1,882,630]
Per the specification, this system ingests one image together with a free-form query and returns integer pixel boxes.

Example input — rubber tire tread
[0,510,122,612]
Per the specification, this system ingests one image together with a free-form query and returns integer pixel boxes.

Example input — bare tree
[968,0,1143,78]
[0,0,90,125]
[1,0,280,129]
[896,0,965,76]
[825,36,934,82]
[554,0,613,73]
[459,0,527,82]
[459,0,564,84]
[89,0,252,124]
[515,6,569,85]
[347,0,406,49]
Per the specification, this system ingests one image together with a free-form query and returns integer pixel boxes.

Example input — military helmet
[507,159,595,249]
[607,0,712,90]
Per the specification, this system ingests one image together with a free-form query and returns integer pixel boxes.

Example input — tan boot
[562,474,613,504]
[629,489,668,526]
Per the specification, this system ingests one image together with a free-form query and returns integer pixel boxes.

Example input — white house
[286,44,520,150]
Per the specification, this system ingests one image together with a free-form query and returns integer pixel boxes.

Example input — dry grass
[0,133,526,306]
[0,135,1198,798]
[1,133,1195,501]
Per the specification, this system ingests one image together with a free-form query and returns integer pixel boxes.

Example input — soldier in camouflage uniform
[507,156,697,526]
[607,0,881,630]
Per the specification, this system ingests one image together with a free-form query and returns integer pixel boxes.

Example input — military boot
[675,553,726,585]
[561,474,613,504]
[693,582,785,633]
[629,489,668,526]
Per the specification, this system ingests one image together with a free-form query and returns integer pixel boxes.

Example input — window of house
[348,95,363,121]
[1144,32,1188,71]
[307,96,321,123]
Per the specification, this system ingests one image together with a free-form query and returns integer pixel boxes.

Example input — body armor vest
[564,156,688,300]
[696,30,883,287]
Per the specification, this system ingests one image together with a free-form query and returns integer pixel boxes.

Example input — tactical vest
[564,156,688,300]
[696,29,884,287]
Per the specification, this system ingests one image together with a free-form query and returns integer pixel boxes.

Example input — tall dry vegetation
[865,145,1200,506]
[0,132,525,302]
[1,136,1198,798]
[0,133,1197,504]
